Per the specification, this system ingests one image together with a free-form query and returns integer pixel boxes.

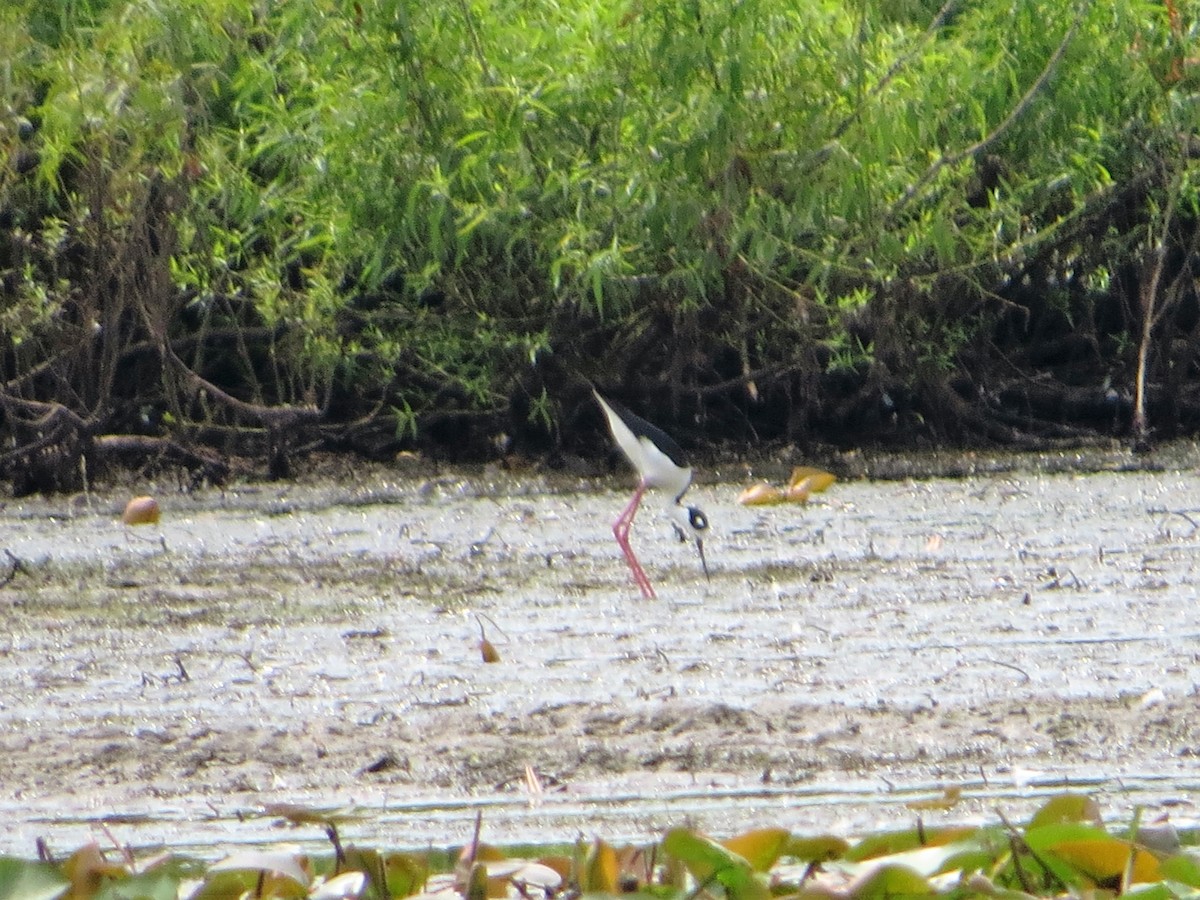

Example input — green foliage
[2,0,1200,465]
[0,856,68,900]
[663,827,770,900]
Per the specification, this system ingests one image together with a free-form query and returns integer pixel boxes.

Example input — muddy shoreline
[2,447,1200,858]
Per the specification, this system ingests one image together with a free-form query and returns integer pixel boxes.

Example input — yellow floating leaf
[721,828,791,873]
[63,843,129,898]
[788,466,836,494]
[906,786,962,811]
[582,838,619,894]
[1029,794,1103,828]
[737,483,785,505]
[121,496,160,525]
[921,826,977,848]
[740,468,835,506]
[784,478,813,503]
[1049,839,1160,884]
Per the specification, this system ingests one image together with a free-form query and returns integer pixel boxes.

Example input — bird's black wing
[605,396,688,468]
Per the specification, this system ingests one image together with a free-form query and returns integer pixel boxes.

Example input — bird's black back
[604,396,688,468]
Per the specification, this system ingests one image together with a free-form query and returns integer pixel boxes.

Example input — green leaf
[464,862,488,900]
[1120,884,1181,900]
[94,869,180,900]
[846,863,934,898]
[0,857,68,900]
[382,851,430,898]
[1024,821,1113,849]
[457,207,490,241]
[662,829,769,900]
[664,828,746,877]
[1159,853,1200,888]
[455,131,492,148]
[784,834,850,863]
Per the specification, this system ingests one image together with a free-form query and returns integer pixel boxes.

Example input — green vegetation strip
[4,794,1200,898]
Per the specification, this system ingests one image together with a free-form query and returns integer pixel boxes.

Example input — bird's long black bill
[696,539,710,581]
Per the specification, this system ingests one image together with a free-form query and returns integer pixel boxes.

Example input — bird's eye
[689,508,708,531]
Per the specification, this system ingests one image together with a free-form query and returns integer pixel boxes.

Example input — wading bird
[593,390,709,598]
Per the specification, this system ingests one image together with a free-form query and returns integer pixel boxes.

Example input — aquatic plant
[2,794,1197,899]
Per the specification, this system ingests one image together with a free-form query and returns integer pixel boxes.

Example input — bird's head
[668,503,710,580]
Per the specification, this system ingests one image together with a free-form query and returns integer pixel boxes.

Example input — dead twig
[0,549,28,587]
[998,809,1069,895]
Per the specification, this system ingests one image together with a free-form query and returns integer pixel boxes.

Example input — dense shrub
[0,0,1198,487]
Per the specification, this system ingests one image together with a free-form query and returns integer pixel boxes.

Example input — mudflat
[2,450,1198,858]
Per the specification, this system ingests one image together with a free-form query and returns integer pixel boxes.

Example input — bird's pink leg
[613,483,656,599]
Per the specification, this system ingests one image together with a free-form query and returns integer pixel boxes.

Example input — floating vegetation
[737,467,837,506]
[3,794,1197,898]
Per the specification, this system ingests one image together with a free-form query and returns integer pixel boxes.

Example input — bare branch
[164,348,321,429]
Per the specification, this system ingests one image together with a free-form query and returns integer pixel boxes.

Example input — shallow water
[2,451,1200,858]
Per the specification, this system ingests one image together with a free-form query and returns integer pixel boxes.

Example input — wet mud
[2,448,1200,858]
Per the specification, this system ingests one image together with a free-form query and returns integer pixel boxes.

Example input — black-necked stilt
[593,390,710,598]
